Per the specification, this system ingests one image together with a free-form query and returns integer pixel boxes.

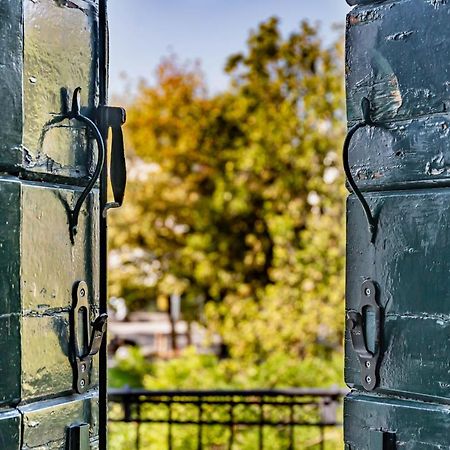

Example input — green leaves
[109,18,345,374]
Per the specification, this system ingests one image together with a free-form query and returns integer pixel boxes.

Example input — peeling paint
[386,31,414,41]
[427,0,448,9]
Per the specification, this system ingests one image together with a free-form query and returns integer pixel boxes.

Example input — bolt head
[365,376,372,384]
[365,361,371,368]
[364,288,371,296]
[80,288,86,297]
[80,379,86,388]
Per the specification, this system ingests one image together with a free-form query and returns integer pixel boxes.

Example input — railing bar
[108,388,347,397]
[228,401,234,450]
[135,402,141,450]
[168,401,173,450]
[197,399,203,450]
[108,389,344,449]
[108,418,341,426]
[112,398,324,407]
[259,398,264,450]
[289,402,294,450]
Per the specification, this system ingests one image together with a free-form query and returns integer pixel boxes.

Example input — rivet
[80,379,86,388]
[365,376,372,384]
[80,288,86,297]
[364,288,371,296]
[365,361,371,368]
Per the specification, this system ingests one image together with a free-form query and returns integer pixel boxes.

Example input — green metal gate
[0,1,124,448]
[344,0,450,448]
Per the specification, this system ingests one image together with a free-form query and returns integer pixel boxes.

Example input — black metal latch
[71,281,107,394]
[67,423,90,450]
[347,279,382,391]
[98,105,127,216]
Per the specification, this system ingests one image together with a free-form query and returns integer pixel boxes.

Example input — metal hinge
[71,281,107,394]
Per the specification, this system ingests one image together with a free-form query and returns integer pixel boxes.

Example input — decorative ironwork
[109,388,346,449]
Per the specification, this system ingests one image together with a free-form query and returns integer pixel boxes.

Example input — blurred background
[107,1,351,448]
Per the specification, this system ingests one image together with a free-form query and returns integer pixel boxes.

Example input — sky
[108,0,351,96]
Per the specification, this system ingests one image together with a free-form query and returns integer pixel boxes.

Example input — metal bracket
[71,281,107,394]
[347,279,382,391]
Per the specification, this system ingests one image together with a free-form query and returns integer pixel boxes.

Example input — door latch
[347,279,382,391]
[71,281,107,394]
[98,105,127,216]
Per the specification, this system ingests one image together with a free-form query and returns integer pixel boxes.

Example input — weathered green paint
[0,0,104,447]
[20,394,99,448]
[0,0,99,180]
[345,0,450,447]
[346,0,450,190]
[346,189,450,399]
[345,393,450,449]
[0,177,100,444]
[0,410,21,450]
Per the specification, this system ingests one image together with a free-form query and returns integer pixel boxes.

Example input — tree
[109,17,346,373]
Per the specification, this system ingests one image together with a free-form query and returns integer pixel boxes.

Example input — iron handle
[343,97,377,242]
[66,87,106,240]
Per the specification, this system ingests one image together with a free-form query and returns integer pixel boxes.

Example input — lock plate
[71,281,107,394]
[347,279,382,390]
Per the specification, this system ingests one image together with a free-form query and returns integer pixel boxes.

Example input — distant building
[108,311,219,359]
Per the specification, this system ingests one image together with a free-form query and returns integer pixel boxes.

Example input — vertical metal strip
[98,0,109,448]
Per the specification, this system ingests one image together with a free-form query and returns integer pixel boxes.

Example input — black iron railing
[108,388,346,449]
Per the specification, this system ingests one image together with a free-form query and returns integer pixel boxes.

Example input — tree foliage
[109,17,346,375]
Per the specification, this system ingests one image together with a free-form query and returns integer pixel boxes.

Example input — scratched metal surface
[0,0,99,180]
[345,394,450,448]
[346,189,450,399]
[346,0,450,189]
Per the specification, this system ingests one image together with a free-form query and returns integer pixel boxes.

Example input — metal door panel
[0,0,100,180]
[23,0,99,180]
[347,114,450,191]
[0,178,99,404]
[346,0,450,190]
[0,1,23,170]
[0,314,21,407]
[21,182,100,312]
[0,410,21,450]
[0,180,21,316]
[20,393,99,449]
[346,0,450,123]
[346,188,450,398]
[344,393,450,449]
